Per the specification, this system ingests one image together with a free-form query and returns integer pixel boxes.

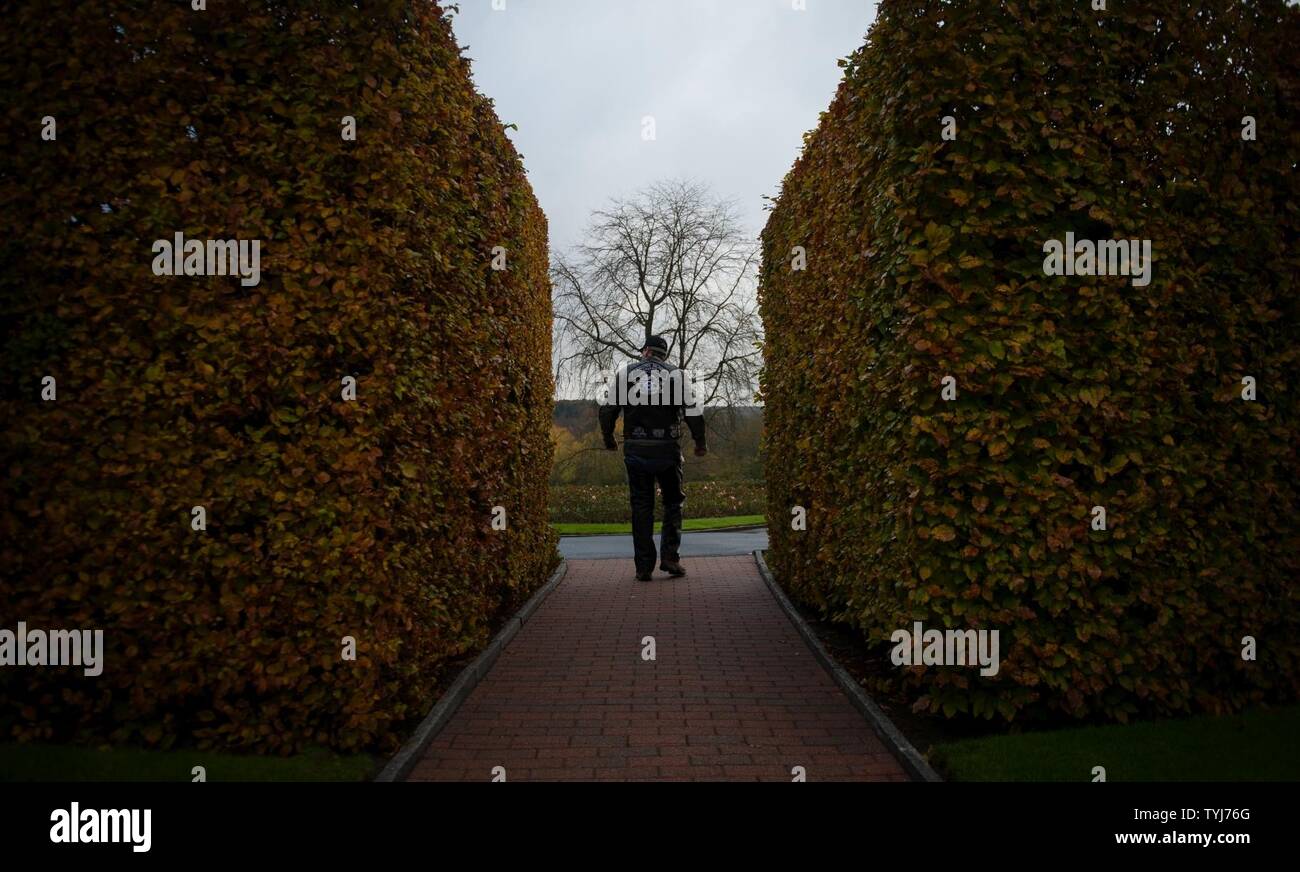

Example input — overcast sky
[450,0,879,252]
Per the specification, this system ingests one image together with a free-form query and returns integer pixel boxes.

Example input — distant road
[559,526,769,560]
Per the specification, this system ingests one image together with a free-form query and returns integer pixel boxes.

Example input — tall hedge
[0,1,556,753]
[760,0,1298,722]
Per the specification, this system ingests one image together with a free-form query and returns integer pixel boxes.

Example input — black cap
[644,335,668,353]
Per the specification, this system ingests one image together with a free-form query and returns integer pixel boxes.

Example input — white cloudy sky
[450,0,879,251]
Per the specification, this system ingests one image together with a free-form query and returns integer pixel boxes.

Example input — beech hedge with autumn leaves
[759,0,1298,722]
[0,2,556,753]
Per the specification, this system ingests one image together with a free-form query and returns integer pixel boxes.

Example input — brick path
[407,555,910,781]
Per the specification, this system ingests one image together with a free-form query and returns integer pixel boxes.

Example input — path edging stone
[374,559,569,782]
[752,550,944,783]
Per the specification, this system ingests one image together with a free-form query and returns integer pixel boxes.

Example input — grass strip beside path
[929,705,1300,781]
[0,743,377,782]
[553,515,764,536]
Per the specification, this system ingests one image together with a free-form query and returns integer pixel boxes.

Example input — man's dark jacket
[598,358,705,456]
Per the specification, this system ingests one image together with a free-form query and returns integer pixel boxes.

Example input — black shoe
[660,560,686,577]
[636,571,653,582]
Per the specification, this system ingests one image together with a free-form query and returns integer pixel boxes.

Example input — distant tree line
[552,400,763,485]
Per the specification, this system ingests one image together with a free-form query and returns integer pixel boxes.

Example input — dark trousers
[623,450,685,573]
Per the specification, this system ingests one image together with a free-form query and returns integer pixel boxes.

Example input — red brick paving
[407,556,910,782]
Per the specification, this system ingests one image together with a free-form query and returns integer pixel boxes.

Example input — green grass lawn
[929,705,1300,781]
[553,514,764,536]
[0,743,377,782]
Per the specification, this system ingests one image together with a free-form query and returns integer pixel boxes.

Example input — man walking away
[599,335,707,581]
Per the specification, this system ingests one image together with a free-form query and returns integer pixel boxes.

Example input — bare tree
[552,179,762,411]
